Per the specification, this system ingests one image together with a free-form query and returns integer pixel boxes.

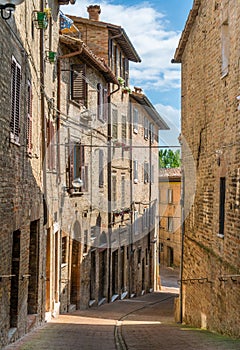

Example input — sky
[61,0,193,147]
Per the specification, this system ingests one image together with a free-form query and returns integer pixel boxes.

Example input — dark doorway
[120,247,125,291]
[112,250,118,295]
[90,250,96,300]
[142,258,145,291]
[70,239,80,306]
[10,230,21,327]
[167,246,174,267]
[99,249,107,300]
[28,220,39,314]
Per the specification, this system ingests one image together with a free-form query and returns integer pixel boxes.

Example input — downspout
[40,0,47,323]
[107,84,120,302]
[179,167,185,323]
[129,99,133,297]
[40,0,47,227]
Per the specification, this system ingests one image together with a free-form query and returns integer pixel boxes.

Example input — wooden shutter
[144,162,149,183]
[10,56,21,143]
[133,160,138,182]
[97,83,103,121]
[144,117,149,139]
[133,108,138,133]
[103,88,108,122]
[112,109,118,140]
[81,165,88,192]
[71,64,87,107]
[99,149,104,188]
[27,81,33,154]
[68,142,74,188]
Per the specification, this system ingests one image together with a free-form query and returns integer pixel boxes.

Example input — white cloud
[61,1,181,92]
[155,104,181,146]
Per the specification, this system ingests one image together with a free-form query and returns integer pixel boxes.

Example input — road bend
[4,291,240,350]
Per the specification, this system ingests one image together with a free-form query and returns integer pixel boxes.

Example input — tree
[159,149,181,168]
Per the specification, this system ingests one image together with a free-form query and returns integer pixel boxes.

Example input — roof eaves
[130,93,170,130]
[108,25,141,63]
[59,34,119,84]
[173,0,201,63]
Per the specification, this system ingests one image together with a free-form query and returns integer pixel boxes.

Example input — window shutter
[144,162,149,183]
[144,117,149,139]
[68,142,74,187]
[133,108,138,133]
[71,64,87,107]
[10,57,21,143]
[81,165,88,192]
[133,160,138,182]
[112,109,118,140]
[99,149,104,188]
[103,88,108,122]
[123,58,129,86]
[27,81,33,154]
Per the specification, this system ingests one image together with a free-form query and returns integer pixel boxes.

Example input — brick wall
[178,0,240,337]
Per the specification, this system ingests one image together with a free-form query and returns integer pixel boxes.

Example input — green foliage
[159,149,181,168]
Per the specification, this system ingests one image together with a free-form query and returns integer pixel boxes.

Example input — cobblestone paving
[4,292,240,350]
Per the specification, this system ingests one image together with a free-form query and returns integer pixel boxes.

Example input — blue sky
[62,0,193,146]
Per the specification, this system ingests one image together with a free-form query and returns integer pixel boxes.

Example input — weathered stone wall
[180,0,240,337]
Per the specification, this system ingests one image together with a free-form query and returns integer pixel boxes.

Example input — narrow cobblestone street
[4,288,240,350]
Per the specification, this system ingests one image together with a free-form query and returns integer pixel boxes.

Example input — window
[112,174,117,208]
[133,108,139,133]
[68,143,88,192]
[123,57,129,86]
[121,115,127,142]
[219,177,226,237]
[47,120,56,170]
[112,109,118,140]
[121,175,125,207]
[83,230,88,254]
[133,160,138,183]
[27,81,33,154]
[151,165,154,183]
[134,211,139,235]
[70,64,87,107]
[114,45,118,77]
[221,21,229,77]
[149,123,155,144]
[144,162,149,184]
[167,188,173,204]
[167,216,173,232]
[97,83,108,122]
[10,56,21,144]
[99,149,104,188]
[144,117,149,140]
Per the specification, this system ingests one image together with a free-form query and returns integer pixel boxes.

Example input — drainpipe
[179,167,185,323]
[107,84,120,302]
[40,0,47,323]
[129,99,133,297]
[40,0,47,227]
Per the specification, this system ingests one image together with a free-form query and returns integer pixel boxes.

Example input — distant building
[159,168,181,267]
[173,0,240,337]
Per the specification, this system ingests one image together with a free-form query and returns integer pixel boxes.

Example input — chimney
[87,5,101,21]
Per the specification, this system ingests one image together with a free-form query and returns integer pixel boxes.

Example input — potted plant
[118,77,125,86]
[122,86,132,94]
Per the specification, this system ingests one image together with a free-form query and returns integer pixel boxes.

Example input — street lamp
[0,0,25,20]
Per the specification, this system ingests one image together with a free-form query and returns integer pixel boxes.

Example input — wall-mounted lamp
[0,0,25,20]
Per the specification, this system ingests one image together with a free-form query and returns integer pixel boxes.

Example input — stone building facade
[0,2,169,347]
[159,168,181,267]
[0,0,75,347]
[173,0,240,337]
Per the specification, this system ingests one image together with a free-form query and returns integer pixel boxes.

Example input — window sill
[10,137,20,147]
[217,233,224,239]
[133,128,138,134]
[221,71,228,79]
